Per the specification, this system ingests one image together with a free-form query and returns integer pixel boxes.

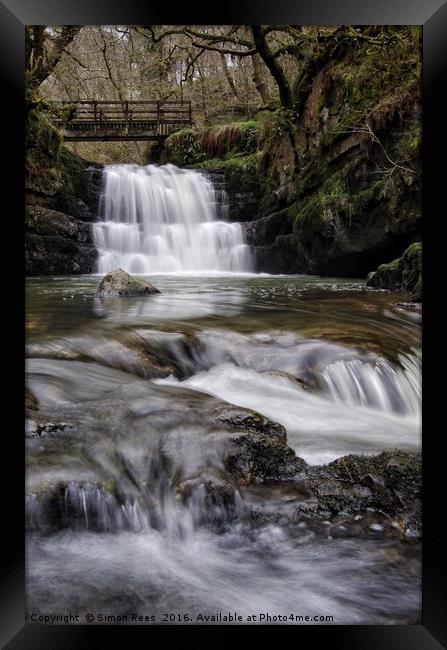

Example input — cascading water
[26,273,422,624]
[93,163,253,274]
[320,351,421,418]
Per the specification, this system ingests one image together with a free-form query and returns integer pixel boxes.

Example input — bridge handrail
[49,99,193,140]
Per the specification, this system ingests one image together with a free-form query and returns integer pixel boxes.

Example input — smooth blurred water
[25,273,422,624]
[93,164,253,273]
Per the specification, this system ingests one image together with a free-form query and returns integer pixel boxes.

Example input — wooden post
[125,101,129,135]
[93,101,97,133]
[189,101,192,125]
[157,100,160,135]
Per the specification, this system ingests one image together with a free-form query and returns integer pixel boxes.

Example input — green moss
[404,242,422,258]
[56,147,90,209]
[189,153,261,195]
[327,450,421,489]
[293,173,360,229]
[165,120,259,165]
[378,258,400,272]
[191,153,259,170]
[317,28,421,155]
[26,104,63,181]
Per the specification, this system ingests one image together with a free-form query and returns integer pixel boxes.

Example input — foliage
[25,101,63,181]
[165,121,259,165]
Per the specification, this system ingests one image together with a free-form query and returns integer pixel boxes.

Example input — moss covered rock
[367,242,422,301]
[25,123,103,276]
[218,406,307,484]
[306,450,422,536]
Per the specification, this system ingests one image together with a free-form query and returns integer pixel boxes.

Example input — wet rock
[25,149,102,275]
[25,419,39,438]
[25,418,74,438]
[24,369,421,539]
[25,205,97,275]
[26,480,140,533]
[97,269,161,297]
[215,405,287,440]
[198,167,261,222]
[367,242,422,302]
[225,429,307,485]
[175,470,237,522]
[239,481,314,524]
[306,450,422,536]
[211,404,306,484]
[242,209,304,274]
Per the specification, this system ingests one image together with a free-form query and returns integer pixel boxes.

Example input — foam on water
[94,164,253,274]
[156,355,421,465]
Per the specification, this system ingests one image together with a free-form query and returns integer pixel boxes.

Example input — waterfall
[93,163,254,274]
[320,351,421,418]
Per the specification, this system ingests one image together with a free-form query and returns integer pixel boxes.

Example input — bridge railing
[52,100,193,139]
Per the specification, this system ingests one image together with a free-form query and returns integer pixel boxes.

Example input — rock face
[367,242,422,302]
[203,169,260,222]
[97,269,161,296]
[243,159,420,277]
[243,209,301,273]
[25,205,97,275]
[25,150,103,275]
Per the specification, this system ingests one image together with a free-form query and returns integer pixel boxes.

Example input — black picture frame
[1,1,445,647]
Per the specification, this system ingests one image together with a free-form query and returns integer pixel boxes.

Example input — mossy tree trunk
[26,26,81,92]
[250,26,293,111]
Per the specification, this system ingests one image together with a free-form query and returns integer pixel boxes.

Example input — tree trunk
[250,25,293,110]
[251,53,272,105]
[219,52,239,99]
[26,26,81,90]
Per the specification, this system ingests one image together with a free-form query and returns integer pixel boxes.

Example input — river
[25,272,421,624]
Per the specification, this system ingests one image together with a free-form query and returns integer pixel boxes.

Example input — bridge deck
[53,100,192,141]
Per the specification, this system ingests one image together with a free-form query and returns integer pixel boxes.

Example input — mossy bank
[163,31,421,283]
[26,103,102,275]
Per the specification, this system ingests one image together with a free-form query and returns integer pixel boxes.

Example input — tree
[26,26,82,91]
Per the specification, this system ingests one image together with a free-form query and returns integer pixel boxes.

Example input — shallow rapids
[26,273,421,624]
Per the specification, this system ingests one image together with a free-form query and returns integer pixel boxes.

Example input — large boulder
[367,242,422,302]
[97,269,160,297]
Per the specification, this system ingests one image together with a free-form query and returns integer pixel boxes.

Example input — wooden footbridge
[53,100,193,141]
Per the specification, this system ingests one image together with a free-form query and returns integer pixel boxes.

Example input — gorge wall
[25,148,102,275]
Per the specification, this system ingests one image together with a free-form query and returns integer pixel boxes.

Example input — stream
[26,273,421,624]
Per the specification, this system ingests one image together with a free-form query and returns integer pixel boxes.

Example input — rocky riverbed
[26,274,421,624]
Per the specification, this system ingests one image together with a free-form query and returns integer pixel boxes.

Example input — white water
[321,352,421,419]
[25,357,421,623]
[157,354,421,465]
[93,163,253,274]
[25,274,422,624]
